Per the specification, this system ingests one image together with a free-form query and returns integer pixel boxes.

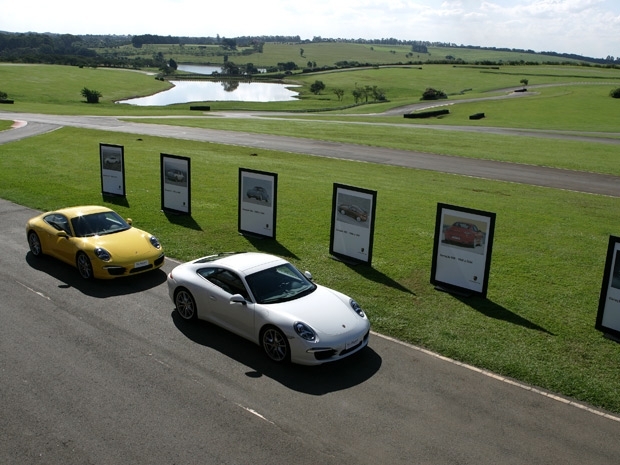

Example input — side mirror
[56,230,68,239]
[230,294,247,305]
[304,271,313,281]
[126,218,133,226]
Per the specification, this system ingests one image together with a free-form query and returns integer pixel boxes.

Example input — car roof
[192,252,287,275]
[51,206,113,217]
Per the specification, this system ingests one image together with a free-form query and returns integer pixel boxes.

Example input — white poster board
[161,153,191,215]
[431,203,496,297]
[238,168,277,239]
[100,143,125,197]
[330,183,377,264]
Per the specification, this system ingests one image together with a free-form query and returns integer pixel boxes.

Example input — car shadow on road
[25,252,167,297]
[171,311,382,395]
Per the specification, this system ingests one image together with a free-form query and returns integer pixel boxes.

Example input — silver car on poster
[167,252,370,365]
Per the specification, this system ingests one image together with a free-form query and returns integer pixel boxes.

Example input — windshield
[71,211,131,237]
[245,263,316,304]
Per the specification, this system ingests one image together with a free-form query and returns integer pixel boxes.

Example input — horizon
[1,0,619,59]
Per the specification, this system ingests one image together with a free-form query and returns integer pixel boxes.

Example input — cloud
[0,0,618,57]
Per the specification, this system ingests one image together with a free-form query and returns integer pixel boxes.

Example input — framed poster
[238,168,277,239]
[100,143,125,197]
[161,153,191,215]
[595,236,620,341]
[330,183,377,265]
[430,203,496,298]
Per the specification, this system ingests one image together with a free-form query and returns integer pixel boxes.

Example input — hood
[274,285,364,336]
[88,228,158,260]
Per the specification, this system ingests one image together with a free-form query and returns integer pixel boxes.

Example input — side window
[198,268,249,300]
[44,213,71,235]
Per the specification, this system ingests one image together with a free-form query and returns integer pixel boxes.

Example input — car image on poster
[330,184,377,265]
[431,203,496,297]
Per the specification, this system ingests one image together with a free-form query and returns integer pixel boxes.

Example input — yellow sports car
[26,206,165,279]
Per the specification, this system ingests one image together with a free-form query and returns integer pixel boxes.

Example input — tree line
[0,31,617,68]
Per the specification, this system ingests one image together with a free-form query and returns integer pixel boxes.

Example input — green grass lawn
[1,61,620,414]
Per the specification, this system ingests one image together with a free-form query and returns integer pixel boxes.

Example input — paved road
[1,111,619,197]
[1,199,620,465]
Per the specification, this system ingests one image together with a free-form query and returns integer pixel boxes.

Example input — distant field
[94,42,587,69]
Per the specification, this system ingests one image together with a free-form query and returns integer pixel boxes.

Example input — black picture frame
[238,168,278,239]
[595,235,620,341]
[161,153,191,215]
[329,183,377,265]
[430,203,496,298]
[100,143,125,197]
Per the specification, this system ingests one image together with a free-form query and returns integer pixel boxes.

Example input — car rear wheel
[261,326,290,363]
[76,252,94,280]
[28,231,42,257]
[174,288,197,320]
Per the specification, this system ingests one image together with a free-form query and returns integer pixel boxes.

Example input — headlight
[150,235,161,249]
[94,247,111,261]
[350,299,365,317]
[294,322,317,342]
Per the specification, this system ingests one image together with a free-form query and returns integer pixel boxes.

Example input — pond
[117,64,298,106]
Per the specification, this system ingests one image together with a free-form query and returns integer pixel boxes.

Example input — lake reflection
[117,80,300,106]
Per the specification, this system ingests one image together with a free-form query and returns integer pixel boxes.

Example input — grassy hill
[94,41,589,69]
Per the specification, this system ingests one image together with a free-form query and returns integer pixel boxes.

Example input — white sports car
[167,252,370,365]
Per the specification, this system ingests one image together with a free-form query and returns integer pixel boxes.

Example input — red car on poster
[444,221,484,247]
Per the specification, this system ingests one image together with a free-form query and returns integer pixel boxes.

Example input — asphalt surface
[1,111,619,197]
[1,112,620,464]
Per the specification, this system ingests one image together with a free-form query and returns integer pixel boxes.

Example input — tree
[222,61,240,75]
[520,78,529,86]
[610,88,620,98]
[310,80,325,95]
[370,85,386,102]
[244,62,259,75]
[221,38,237,50]
[333,88,344,101]
[81,87,102,103]
[352,87,364,103]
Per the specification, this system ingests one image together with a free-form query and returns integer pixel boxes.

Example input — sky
[2,0,619,58]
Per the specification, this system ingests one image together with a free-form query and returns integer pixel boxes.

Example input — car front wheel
[175,288,197,320]
[76,252,94,280]
[261,326,290,363]
[28,231,42,257]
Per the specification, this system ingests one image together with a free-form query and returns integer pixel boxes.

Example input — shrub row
[404,109,449,118]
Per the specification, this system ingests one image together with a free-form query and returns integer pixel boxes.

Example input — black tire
[261,326,290,363]
[174,288,197,321]
[28,231,43,257]
[76,252,94,280]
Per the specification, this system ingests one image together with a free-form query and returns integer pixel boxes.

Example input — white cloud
[0,0,618,57]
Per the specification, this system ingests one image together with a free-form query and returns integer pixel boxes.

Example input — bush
[421,87,447,100]
[81,87,102,104]
[610,88,620,98]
